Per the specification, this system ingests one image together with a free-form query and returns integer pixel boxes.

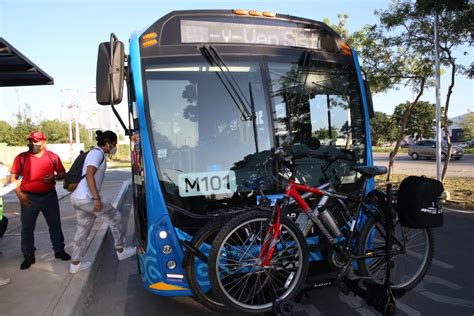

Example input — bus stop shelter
[0,37,54,196]
[0,37,54,87]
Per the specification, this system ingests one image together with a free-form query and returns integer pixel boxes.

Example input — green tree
[79,124,95,149]
[460,112,474,141]
[370,112,397,146]
[379,0,473,181]
[39,119,69,143]
[0,121,13,144]
[9,105,38,146]
[392,101,436,140]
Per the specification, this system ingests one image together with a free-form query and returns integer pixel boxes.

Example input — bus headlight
[159,231,168,239]
[167,260,177,269]
[162,245,172,254]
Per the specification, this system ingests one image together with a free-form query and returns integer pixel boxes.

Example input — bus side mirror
[363,80,375,119]
[96,35,125,105]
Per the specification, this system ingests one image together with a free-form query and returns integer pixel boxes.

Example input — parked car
[468,140,474,148]
[408,140,464,160]
[400,140,410,148]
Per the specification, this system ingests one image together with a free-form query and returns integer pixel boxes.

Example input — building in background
[449,112,471,142]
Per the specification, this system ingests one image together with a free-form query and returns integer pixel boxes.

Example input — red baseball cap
[27,131,47,142]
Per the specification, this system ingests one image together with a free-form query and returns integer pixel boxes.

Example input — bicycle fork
[258,204,282,267]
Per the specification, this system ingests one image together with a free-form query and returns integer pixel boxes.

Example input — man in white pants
[69,130,135,273]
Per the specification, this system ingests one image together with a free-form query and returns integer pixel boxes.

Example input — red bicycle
[207,146,434,313]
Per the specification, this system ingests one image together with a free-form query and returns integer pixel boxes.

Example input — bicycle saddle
[352,166,388,178]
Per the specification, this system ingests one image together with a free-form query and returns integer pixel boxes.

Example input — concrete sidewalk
[0,172,131,316]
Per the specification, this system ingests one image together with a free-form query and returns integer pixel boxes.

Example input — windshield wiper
[199,45,254,121]
[248,82,259,153]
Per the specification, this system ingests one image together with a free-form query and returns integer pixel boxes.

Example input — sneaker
[69,261,92,274]
[55,250,71,261]
[20,254,36,270]
[0,277,11,286]
[116,246,137,261]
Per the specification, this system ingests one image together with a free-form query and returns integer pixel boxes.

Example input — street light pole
[62,89,80,161]
[434,9,442,181]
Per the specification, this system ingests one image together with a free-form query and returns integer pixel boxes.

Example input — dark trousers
[20,189,65,255]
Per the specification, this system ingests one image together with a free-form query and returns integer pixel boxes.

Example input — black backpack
[63,148,104,192]
[396,176,444,228]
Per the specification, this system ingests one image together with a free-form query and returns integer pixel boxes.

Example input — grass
[372,147,408,153]
[372,147,474,154]
[375,174,473,210]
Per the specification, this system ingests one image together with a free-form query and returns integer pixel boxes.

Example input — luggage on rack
[396,176,444,228]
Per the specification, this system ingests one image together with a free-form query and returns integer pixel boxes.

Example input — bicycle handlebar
[262,146,352,184]
[266,146,349,165]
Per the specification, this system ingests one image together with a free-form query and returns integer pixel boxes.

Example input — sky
[0,0,472,127]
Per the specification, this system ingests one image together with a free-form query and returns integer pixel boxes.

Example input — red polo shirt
[11,150,65,193]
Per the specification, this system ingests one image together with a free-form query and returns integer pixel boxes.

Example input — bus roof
[137,9,350,55]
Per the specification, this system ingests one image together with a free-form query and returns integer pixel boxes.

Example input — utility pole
[61,89,80,161]
[434,8,442,181]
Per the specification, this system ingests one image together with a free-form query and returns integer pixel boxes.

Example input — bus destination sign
[181,20,324,50]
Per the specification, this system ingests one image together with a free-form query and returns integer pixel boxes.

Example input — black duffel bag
[396,176,444,228]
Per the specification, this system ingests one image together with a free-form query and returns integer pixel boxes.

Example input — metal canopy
[0,37,54,87]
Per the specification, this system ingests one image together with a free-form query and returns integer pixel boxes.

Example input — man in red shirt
[10,131,71,269]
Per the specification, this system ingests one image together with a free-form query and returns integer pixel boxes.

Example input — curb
[443,206,474,214]
[50,179,131,316]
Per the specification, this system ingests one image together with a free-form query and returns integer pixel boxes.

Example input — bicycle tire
[208,210,309,313]
[357,216,434,290]
[183,221,229,312]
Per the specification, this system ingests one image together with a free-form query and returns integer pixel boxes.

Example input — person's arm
[54,155,66,180]
[43,154,66,183]
[10,158,31,207]
[85,165,102,212]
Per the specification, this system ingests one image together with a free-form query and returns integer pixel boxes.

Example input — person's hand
[43,173,54,184]
[93,199,102,212]
[17,191,32,207]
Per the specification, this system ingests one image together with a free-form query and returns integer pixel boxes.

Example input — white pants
[70,196,125,262]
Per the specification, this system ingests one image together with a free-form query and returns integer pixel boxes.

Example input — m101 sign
[181,20,325,50]
[178,170,237,197]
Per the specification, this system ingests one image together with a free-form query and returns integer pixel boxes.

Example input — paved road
[85,191,474,315]
[373,153,474,178]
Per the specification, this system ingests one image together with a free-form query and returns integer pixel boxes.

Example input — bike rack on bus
[274,183,406,316]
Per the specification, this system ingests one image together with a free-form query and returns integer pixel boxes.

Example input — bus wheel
[183,220,229,312]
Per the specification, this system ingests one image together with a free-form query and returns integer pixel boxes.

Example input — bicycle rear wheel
[357,216,434,290]
[183,221,228,312]
[208,210,308,313]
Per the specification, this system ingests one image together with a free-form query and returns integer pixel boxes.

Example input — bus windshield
[144,53,365,224]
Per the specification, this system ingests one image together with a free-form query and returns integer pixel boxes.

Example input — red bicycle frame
[258,179,326,267]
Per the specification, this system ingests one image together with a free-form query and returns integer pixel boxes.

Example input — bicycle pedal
[349,274,375,281]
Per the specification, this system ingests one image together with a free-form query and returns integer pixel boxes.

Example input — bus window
[269,58,366,188]
[145,59,271,226]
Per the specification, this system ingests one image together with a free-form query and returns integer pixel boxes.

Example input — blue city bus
[96,9,374,303]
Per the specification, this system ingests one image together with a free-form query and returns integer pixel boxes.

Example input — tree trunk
[441,55,456,182]
[387,78,426,182]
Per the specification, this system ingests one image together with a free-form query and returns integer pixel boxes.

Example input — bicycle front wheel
[208,210,309,313]
[357,216,434,290]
